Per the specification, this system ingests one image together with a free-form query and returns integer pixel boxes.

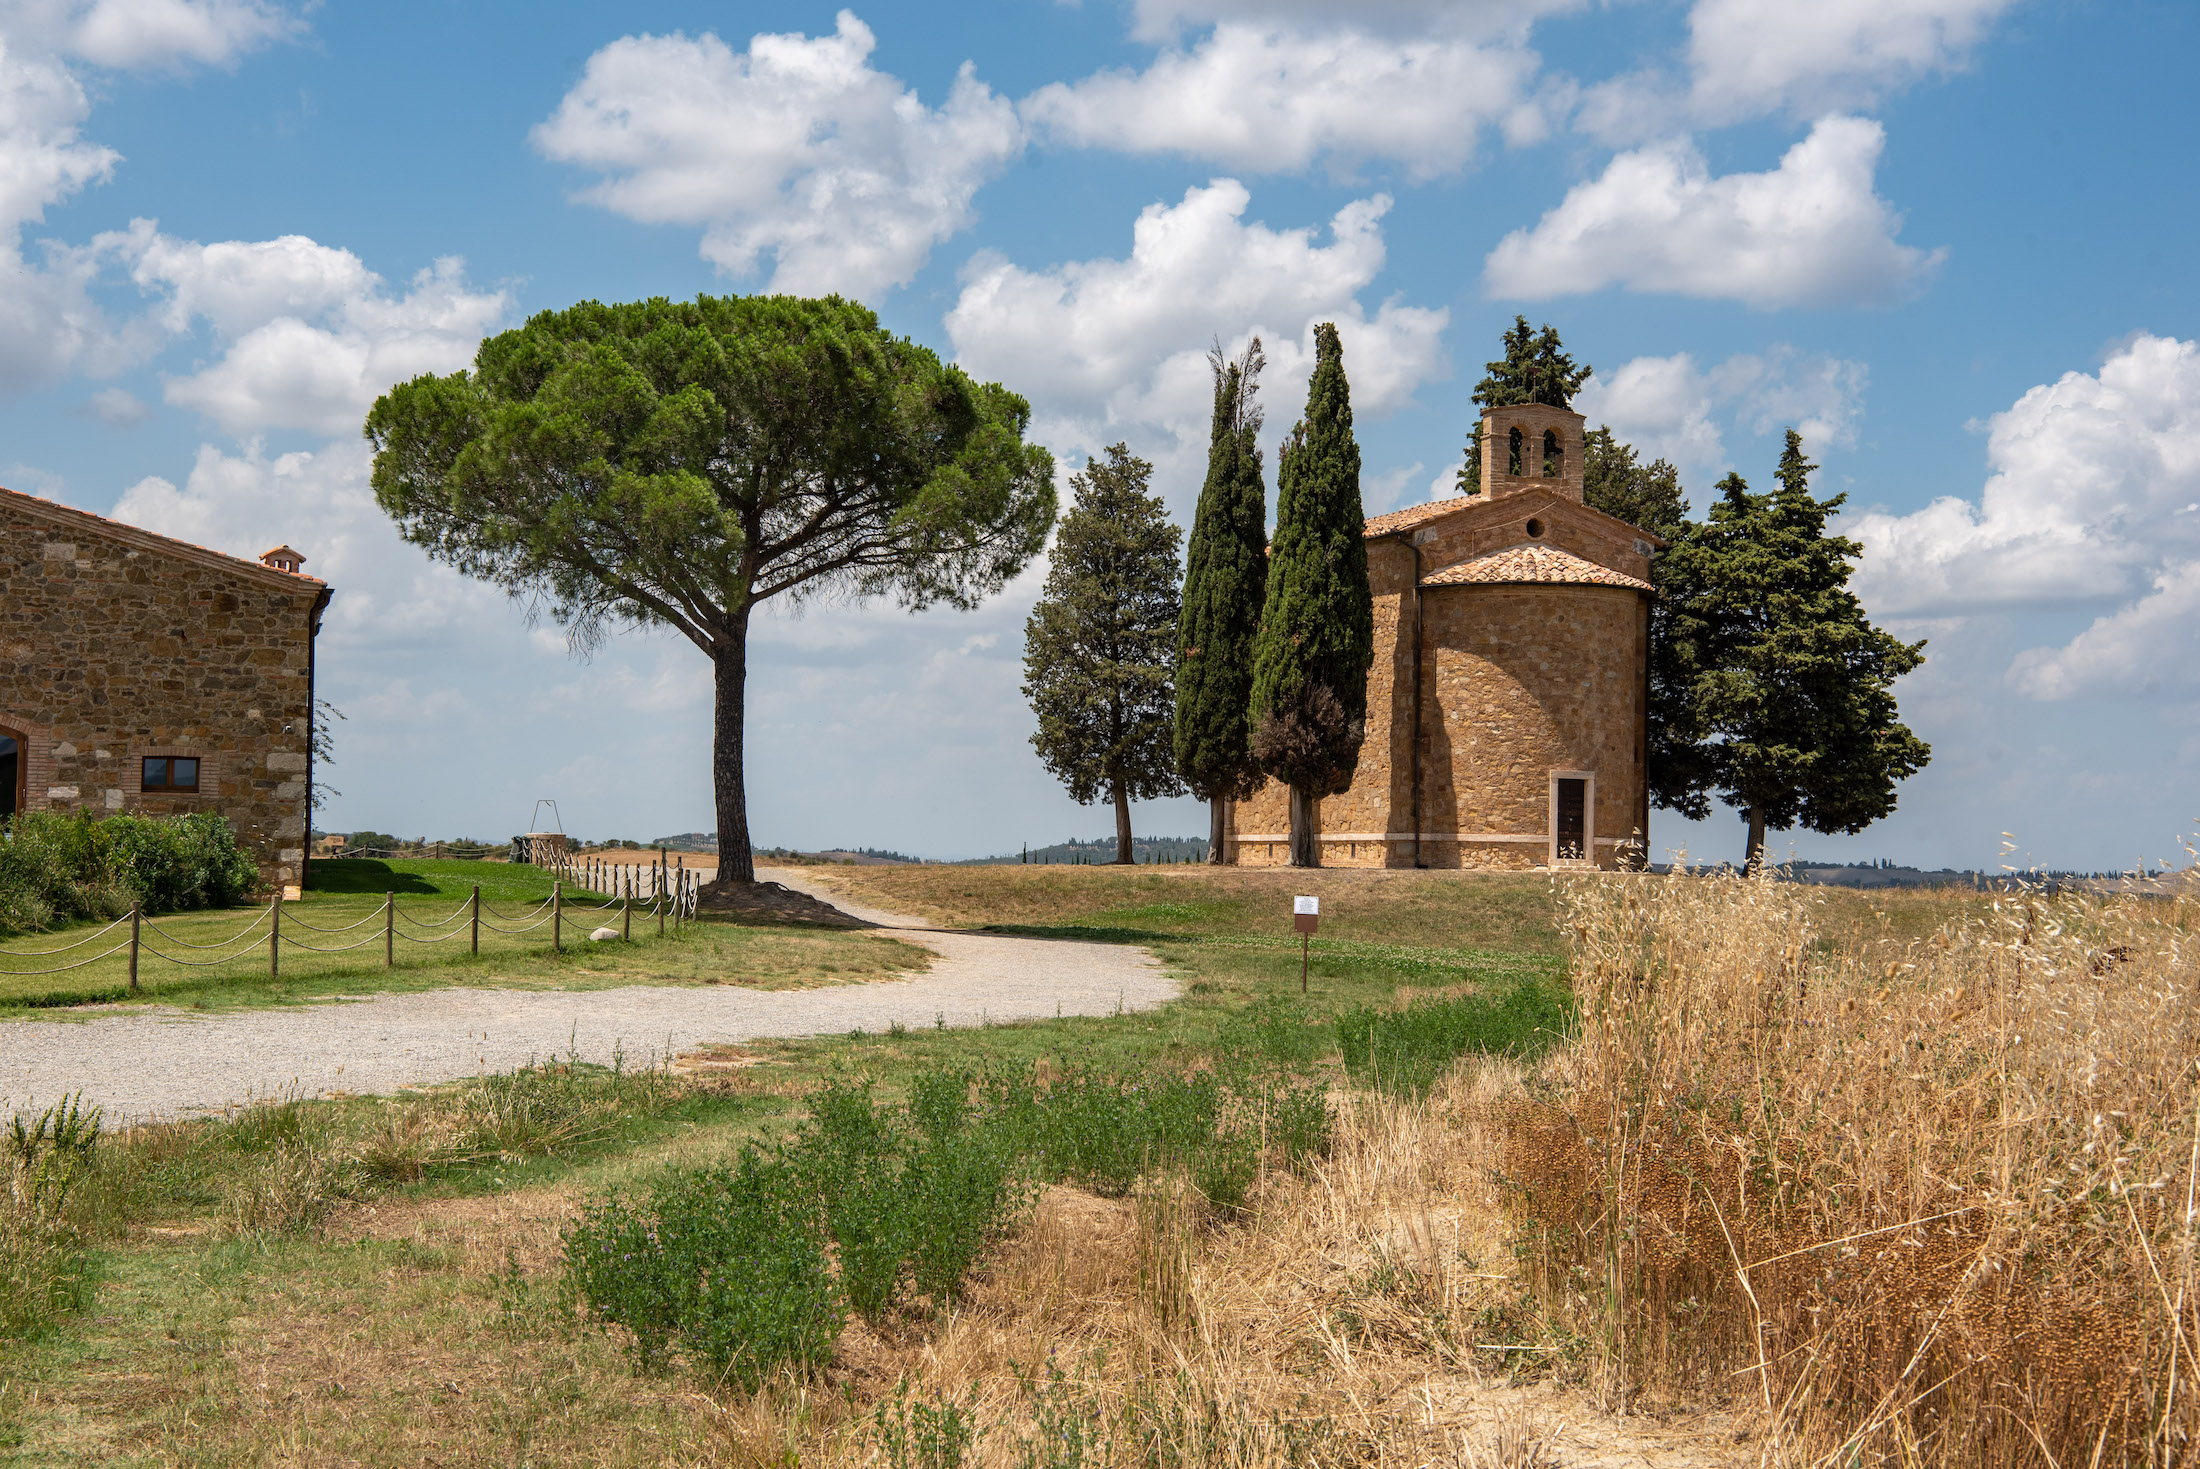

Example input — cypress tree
[1651,430,1932,871]
[1173,338,1270,862]
[1249,323,1375,867]
[1023,444,1186,864]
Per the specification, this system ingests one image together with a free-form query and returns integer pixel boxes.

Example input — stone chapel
[1228,400,1660,870]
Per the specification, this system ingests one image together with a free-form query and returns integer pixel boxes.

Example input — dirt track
[0,869,1172,1122]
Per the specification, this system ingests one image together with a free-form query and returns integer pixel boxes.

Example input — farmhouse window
[1555,778,1586,861]
[142,756,201,794]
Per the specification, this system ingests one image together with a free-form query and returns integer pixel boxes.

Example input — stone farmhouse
[1,486,330,891]
[1229,401,1659,871]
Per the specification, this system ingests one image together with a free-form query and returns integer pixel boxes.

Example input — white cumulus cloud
[0,0,302,72]
[943,179,1447,499]
[1577,0,2018,141]
[1685,0,2016,125]
[1484,116,1943,309]
[1843,334,2200,700]
[1574,345,1868,495]
[1124,0,1577,43]
[104,221,509,437]
[1022,22,1545,176]
[532,10,1021,299]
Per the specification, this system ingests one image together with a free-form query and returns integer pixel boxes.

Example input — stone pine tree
[365,295,1055,891]
[1454,316,1594,493]
[1023,444,1185,864]
[1249,323,1374,868]
[1173,338,1269,863]
[1652,430,1932,871]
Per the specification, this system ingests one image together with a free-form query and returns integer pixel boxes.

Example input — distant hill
[961,835,1209,865]
[651,832,719,853]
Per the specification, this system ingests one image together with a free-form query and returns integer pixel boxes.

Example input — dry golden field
[3,862,2189,1467]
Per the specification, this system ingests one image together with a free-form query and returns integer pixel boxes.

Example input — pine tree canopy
[1583,426,1689,541]
[1174,339,1269,804]
[1650,430,1931,860]
[1023,443,1185,809]
[1251,322,1375,796]
[1456,316,1591,493]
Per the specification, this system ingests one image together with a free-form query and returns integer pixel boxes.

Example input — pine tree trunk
[1208,798,1227,864]
[1744,805,1767,876]
[1288,785,1320,868]
[1113,782,1134,864]
[709,623,755,886]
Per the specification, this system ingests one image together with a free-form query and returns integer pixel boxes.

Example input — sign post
[1294,896,1319,994]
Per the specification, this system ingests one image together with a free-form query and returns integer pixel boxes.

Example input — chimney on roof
[260,545,305,574]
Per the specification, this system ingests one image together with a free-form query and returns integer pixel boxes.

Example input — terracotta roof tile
[1362,497,1475,537]
[1419,542,1651,592]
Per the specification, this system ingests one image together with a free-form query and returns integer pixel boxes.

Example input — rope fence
[0,860,703,990]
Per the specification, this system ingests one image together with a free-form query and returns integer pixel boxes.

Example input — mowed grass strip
[0,858,930,1012]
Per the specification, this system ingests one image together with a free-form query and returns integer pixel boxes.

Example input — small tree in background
[1651,430,1932,871]
[1174,338,1270,863]
[1250,323,1374,868]
[1024,444,1185,864]
[1454,316,1593,493]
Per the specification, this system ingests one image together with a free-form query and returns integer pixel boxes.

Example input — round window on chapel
[1525,518,1545,539]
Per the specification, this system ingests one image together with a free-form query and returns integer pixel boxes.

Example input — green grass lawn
[0,858,929,1012]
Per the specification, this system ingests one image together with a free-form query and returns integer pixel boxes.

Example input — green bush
[565,1057,1335,1384]
[0,810,259,936]
[1334,980,1575,1098]
[564,1151,842,1388]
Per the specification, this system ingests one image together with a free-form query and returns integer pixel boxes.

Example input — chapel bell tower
[1478,403,1586,504]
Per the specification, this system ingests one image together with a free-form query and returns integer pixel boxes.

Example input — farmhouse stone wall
[0,488,328,890]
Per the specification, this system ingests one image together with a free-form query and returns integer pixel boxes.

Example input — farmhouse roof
[1419,542,1653,593]
[0,483,328,593]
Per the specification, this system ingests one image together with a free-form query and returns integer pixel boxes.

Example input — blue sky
[5,0,2197,870]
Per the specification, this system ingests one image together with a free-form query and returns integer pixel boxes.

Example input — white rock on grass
[588,927,620,942]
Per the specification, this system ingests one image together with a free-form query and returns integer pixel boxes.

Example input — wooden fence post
[657,860,666,939]
[622,887,631,943]
[470,884,480,956]
[384,891,394,968]
[553,881,563,952]
[675,856,683,933]
[269,893,281,981]
[128,904,141,993]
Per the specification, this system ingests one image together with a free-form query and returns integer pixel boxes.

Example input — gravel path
[0,869,1172,1123]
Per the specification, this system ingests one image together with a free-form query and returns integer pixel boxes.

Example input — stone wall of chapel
[1225,555,1650,871]
[1412,495,1655,584]
[1415,583,1646,870]
[0,496,323,889]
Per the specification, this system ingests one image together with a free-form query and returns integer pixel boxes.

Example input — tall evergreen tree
[1174,339,1270,862]
[1249,323,1374,867]
[1454,316,1593,493]
[1651,430,1932,871]
[1582,426,1688,541]
[1023,444,1185,864]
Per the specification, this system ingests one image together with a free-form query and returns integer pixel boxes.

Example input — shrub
[565,1151,842,1388]
[0,1095,102,1340]
[0,810,258,935]
[1335,980,1573,1098]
